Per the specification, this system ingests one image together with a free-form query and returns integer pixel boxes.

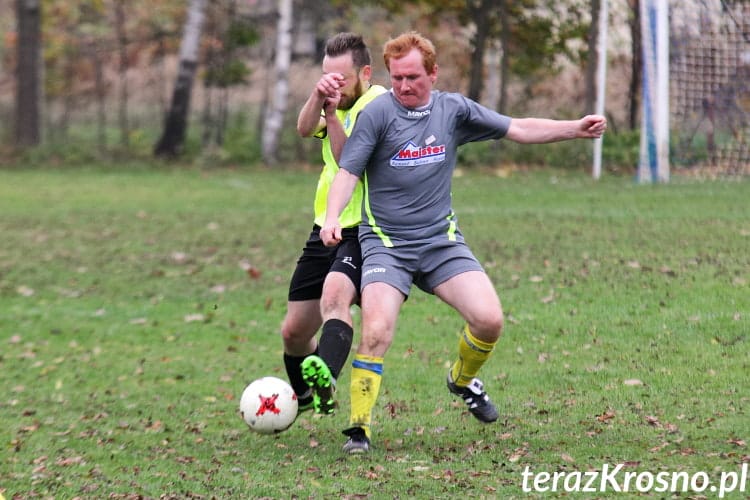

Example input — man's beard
[337,76,363,110]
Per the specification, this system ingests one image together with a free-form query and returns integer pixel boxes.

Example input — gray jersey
[339,90,511,246]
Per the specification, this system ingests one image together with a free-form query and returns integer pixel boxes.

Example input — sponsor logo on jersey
[363,267,387,277]
[407,109,431,118]
[390,140,446,168]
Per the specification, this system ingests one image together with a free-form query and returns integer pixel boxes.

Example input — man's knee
[281,311,318,344]
[360,317,395,355]
[280,316,300,344]
[320,279,357,318]
[320,293,354,318]
[470,310,504,341]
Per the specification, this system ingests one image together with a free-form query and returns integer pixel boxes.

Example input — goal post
[638,0,670,183]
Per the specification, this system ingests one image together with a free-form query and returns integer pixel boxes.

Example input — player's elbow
[296,123,313,138]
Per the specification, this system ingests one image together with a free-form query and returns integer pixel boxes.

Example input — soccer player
[320,31,607,453]
[281,33,386,415]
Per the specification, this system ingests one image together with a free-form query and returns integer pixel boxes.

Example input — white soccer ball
[239,376,298,434]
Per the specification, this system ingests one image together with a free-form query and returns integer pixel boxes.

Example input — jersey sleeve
[454,94,511,145]
[338,104,381,178]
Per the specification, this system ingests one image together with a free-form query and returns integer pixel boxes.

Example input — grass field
[0,166,748,499]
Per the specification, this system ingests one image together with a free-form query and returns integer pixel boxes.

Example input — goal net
[668,0,750,176]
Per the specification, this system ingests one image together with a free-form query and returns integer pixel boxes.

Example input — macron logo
[363,267,386,277]
[407,109,430,118]
[390,141,446,168]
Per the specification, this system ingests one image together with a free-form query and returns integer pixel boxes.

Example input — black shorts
[287,225,362,301]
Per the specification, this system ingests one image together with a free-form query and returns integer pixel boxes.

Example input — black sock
[283,351,316,397]
[318,319,354,380]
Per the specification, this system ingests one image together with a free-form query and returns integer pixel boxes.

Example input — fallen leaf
[19,423,40,433]
[650,442,670,452]
[508,447,528,462]
[623,379,643,386]
[171,251,188,263]
[597,410,616,422]
[56,456,85,466]
[145,420,164,432]
[646,415,661,427]
[659,266,677,277]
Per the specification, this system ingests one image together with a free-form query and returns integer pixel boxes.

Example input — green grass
[0,166,748,499]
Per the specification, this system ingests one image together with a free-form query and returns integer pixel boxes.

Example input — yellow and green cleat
[300,355,337,414]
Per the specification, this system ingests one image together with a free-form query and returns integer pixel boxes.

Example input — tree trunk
[484,39,502,110]
[584,0,601,115]
[15,0,42,148]
[628,0,641,130]
[154,0,207,158]
[90,38,107,155]
[261,0,293,165]
[467,0,492,102]
[115,0,130,149]
[498,0,510,114]
[61,53,75,139]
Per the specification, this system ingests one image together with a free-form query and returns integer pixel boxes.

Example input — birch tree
[154,0,207,157]
[261,0,292,165]
[584,0,602,115]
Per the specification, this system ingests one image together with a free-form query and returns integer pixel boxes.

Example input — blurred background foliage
[1,0,648,171]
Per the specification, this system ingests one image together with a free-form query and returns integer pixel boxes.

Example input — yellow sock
[450,324,496,387]
[350,354,383,438]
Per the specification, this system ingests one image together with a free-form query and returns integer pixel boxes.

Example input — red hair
[383,32,437,74]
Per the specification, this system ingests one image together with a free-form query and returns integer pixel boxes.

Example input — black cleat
[342,427,370,454]
[447,372,499,423]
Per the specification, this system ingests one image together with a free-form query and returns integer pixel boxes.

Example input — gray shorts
[360,234,484,297]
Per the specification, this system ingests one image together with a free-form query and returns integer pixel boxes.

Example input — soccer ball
[239,376,298,434]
